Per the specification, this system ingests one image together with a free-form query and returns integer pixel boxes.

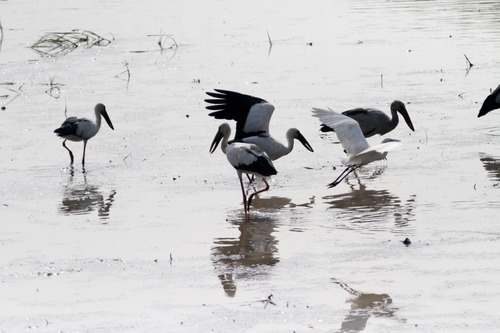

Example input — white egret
[312,108,401,187]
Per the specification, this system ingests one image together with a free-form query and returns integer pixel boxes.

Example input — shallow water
[1,0,500,332]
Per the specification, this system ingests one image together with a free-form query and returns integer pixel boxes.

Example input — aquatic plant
[0,81,24,108]
[30,29,111,57]
[114,61,131,89]
[130,33,178,54]
[44,75,63,99]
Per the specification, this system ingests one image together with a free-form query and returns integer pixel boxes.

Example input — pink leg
[247,178,271,207]
[237,171,249,217]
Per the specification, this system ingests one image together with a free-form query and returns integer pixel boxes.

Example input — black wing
[205,89,267,139]
[54,117,80,137]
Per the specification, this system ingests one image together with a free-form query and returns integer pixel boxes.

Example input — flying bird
[205,89,314,160]
[54,103,114,166]
[478,84,500,117]
[312,108,401,187]
[211,123,277,216]
[320,100,414,138]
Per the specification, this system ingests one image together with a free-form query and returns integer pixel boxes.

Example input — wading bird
[211,123,277,216]
[205,89,314,160]
[478,84,500,117]
[54,103,114,166]
[312,108,401,187]
[320,100,414,138]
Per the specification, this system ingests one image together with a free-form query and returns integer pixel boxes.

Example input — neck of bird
[285,130,295,153]
[390,111,400,127]
[221,135,229,154]
[95,111,102,128]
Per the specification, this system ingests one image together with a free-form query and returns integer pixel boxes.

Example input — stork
[205,89,314,160]
[54,103,114,166]
[211,123,277,216]
[320,100,414,138]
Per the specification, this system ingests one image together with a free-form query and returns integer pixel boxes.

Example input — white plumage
[242,102,274,134]
[312,107,401,187]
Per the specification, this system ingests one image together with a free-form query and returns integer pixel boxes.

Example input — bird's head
[288,128,314,152]
[391,100,414,132]
[210,123,231,154]
[95,103,114,130]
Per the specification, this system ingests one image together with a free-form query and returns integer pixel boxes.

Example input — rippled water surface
[1,0,500,332]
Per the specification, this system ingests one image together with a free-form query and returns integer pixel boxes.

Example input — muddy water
[1,0,500,332]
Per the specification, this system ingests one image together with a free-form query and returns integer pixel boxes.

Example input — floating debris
[31,29,111,57]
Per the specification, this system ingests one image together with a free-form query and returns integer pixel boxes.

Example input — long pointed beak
[101,110,114,130]
[399,108,414,131]
[209,129,224,154]
[297,132,314,152]
[478,93,499,117]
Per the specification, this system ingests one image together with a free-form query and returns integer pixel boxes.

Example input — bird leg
[328,165,359,188]
[247,178,270,207]
[82,140,88,166]
[62,139,74,165]
[237,171,249,217]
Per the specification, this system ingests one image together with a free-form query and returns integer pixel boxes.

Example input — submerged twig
[115,61,130,89]
[131,32,179,64]
[0,20,4,52]
[464,53,473,76]
[380,74,384,88]
[122,153,131,162]
[43,75,64,99]
[134,33,178,53]
[266,31,273,56]
[0,81,24,107]
[259,294,276,308]
[155,33,178,51]
[464,53,474,68]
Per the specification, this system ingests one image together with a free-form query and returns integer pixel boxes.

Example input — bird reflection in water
[58,166,116,222]
[332,278,400,332]
[480,153,500,182]
[211,213,280,297]
[324,173,416,228]
[250,194,316,211]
